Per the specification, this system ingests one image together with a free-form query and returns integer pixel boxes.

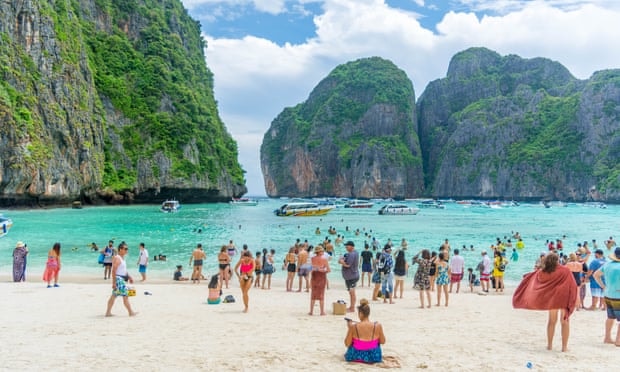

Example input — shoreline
[1,275,617,370]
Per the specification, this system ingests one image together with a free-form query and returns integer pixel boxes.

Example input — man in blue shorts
[593,247,620,345]
[339,241,359,312]
[137,242,149,282]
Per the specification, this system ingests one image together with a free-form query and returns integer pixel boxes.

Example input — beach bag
[98,253,105,265]
[476,261,484,272]
[498,259,506,272]
[223,295,235,303]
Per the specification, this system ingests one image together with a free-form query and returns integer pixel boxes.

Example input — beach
[1,274,618,371]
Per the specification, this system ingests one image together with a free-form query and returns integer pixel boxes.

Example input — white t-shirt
[482,255,492,274]
[138,249,149,265]
[449,255,465,274]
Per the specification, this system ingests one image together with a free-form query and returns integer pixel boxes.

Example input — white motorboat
[161,199,181,213]
[378,204,420,215]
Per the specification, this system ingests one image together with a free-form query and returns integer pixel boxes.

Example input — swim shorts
[298,264,312,277]
[480,272,490,281]
[345,278,359,290]
[139,264,147,273]
[451,273,463,282]
[362,263,373,273]
[605,297,620,320]
[112,276,128,297]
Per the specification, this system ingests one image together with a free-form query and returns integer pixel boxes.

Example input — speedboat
[378,204,420,215]
[161,199,181,213]
[1,214,13,238]
[274,202,336,217]
[583,201,607,209]
[417,199,445,209]
[344,200,374,208]
[230,197,258,206]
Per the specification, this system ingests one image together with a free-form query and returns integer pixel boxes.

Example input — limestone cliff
[262,48,620,202]
[0,0,246,207]
[261,57,424,198]
[418,47,620,201]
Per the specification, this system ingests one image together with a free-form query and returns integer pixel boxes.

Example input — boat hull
[274,203,336,217]
[161,200,181,213]
[378,205,420,215]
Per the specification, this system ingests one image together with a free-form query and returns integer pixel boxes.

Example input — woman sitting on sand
[207,274,221,304]
[344,298,386,364]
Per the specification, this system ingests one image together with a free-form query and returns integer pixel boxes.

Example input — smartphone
[344,317,353,322]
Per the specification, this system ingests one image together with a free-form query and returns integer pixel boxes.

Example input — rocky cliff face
[0,0,246,207]
[418,47,620,201]
[263,48,620,201]
[261,57,424,198]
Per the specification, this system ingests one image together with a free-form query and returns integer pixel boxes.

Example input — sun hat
[609,247,620,262]
[15,241,25,248]
[344,241,355,247]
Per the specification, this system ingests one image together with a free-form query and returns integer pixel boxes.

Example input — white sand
[0,274,619,371]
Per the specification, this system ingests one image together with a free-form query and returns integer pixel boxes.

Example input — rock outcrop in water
[0,0,246,207]
[262,48,620,202]
[261,57,424,199]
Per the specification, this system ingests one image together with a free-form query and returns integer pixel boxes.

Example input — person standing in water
[137,242,149,282]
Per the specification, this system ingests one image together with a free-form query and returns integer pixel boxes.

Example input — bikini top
[352,322,380,351]
[240,261,253,274]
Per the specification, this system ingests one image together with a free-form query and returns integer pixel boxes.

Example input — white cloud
[198,0,620,195]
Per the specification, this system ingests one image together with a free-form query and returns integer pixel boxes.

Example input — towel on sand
[512,265,577,320]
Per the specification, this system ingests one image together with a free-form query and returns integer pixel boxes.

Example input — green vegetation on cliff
[82,0,244,189]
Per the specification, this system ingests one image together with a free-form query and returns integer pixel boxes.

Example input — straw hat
[15,241,25,248]
[609,247,620,262]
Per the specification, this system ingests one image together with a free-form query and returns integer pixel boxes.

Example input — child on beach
[173,265,189,281]
[467,268,476,292]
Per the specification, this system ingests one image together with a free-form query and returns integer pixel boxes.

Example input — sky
[179,0,620,196]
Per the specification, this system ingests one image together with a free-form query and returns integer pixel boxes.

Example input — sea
[1,199,617,283]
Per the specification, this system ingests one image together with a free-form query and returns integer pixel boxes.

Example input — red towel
[512,265,577,320]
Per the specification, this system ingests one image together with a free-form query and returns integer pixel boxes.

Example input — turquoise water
[1,200,618,282]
